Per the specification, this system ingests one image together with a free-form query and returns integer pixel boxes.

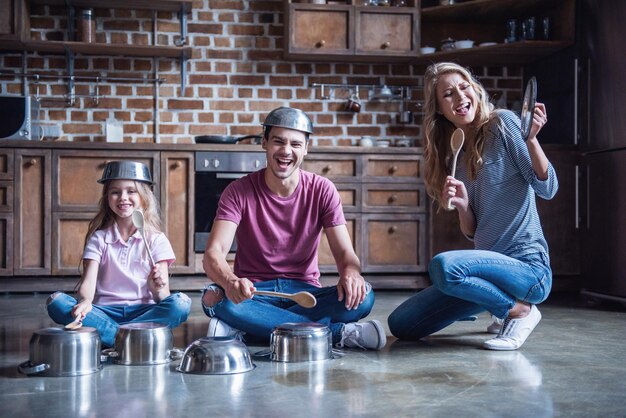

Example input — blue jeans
[388,250,552,341]
[47,291,192,347]
[202,279,375,344]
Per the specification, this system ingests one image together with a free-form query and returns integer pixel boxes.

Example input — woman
[388,62,558,350]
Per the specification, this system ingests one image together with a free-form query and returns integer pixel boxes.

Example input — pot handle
[168,348,184,361]
[18,360,49,375]
[101,348,118,360]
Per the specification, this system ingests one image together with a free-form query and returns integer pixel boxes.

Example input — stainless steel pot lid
[520,76,537,141]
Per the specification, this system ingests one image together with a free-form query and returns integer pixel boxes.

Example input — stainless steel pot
[270,322,333,363]
[18,327,102,377]
[177,336,255,375]
[104,322,182,366]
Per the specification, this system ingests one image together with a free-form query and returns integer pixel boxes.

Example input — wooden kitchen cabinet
[418,0,575,66]
[0,149,13,275]
[284,0,420,62]
[161,152,194,274]
[14,149,51,275]
[0,0,28,45]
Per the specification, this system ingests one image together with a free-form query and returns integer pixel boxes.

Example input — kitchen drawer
[365,156,422,180]
[334,182,361,213]
[363,183,425,213]
[303,155,359,181]
[362,213,427,273]
[0,181,13,212]
[356,9,418,56]
[0,149,13,180]
[53,150,159,212]
[318,215,359,273]
[287,5,353,56]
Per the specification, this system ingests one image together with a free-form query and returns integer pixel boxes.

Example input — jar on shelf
[79,9,95,43]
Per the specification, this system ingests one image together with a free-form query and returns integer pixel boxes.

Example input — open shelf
[29,0,193,12]
[22,40,192,58]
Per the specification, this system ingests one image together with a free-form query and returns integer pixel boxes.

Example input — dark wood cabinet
[0,0,28,45]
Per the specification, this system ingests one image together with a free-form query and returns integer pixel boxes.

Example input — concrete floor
[1,291,625,418]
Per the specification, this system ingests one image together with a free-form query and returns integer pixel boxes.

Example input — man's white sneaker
[487,315,504,334]
[337,320,386,350]
[207,317,244,339]
[483,305,541,351]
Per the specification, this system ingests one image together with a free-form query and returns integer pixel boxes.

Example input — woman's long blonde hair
[76,180,161,288]
[422,62,495,209]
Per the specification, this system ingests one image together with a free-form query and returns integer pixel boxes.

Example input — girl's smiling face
[436,72,478,129]
[107,179,142,219]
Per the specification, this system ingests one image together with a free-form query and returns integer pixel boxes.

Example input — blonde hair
[422,62,495,209]
[76,179,161,288]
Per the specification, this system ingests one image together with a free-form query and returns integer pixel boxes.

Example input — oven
[194,151,266,252]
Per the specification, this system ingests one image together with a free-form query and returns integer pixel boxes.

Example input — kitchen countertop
[0,139,424,154]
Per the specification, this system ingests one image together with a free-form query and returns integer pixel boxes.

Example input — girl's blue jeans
[202,278,375,344]
[388,250,552,341]
[46,291,192,347]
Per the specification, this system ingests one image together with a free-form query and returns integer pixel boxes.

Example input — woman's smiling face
[436,72,478,128]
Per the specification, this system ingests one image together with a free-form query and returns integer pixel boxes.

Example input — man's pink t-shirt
[83,223,176,306]
[215,169,346,286]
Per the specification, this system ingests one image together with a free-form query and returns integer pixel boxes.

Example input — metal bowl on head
[177,336,255,375]
[97,160,153,185]
[104,322,181,366]
[270,322,333,363]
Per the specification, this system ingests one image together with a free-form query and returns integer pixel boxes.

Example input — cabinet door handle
[389,165,398,174]
[28,158,38,167]
[381,41,390,49]
[388,194,398,203]
[322,165,332,173]
[388,225,397,234]
[173,161,182,169]
[316,40,326,48]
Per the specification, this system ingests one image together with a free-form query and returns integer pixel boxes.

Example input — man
[201,106,386,350]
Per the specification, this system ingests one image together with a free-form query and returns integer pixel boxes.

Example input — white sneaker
[337,320,386,350]
[487,315,504,334]
[207,317,244,339]
[483,305,542,351]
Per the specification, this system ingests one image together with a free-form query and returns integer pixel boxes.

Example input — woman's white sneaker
[487,315,504,334]
[337,320,387,350]
[483,305,541,351]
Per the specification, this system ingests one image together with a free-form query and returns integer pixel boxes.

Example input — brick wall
[0,0,523,146]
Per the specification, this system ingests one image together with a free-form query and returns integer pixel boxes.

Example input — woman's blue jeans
[202,279,375,344]
[47,291,192,347]
[388,250,552,341]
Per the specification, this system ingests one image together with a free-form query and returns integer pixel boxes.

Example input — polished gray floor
[1,291,625,418]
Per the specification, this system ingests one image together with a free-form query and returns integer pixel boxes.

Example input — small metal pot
[103,322,182,366]
[18,327,102,377]
[97,161,153,185]
[270,322,333,363]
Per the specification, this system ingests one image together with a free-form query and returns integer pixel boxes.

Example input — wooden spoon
[132,209,155,266]
[253,290,317,308]
[65,315,83,330]
[447,128,465,210]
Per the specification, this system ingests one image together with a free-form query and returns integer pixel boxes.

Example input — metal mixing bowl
[270,322,332,363]
[177,336,255,375]
[97,160,153,185]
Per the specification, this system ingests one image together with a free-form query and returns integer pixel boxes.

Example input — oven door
[194,172,246,253]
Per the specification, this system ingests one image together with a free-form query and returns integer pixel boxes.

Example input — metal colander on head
[97,161,153,185]
[262,107,313,134]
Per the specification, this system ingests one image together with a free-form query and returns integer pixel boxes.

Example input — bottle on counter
[79,9,95,43]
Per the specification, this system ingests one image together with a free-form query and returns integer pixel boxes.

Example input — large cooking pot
[194,134,262,144]
[18,327,102,377]
[103,322,182,366]
[269,322,333,363]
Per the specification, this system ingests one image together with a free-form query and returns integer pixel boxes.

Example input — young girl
[388,62,558,350]
[47,161,191,347]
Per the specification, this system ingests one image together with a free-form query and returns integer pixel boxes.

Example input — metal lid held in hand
[262,107,313,134]
[97,161,153,185]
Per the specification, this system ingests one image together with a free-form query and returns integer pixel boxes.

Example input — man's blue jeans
[388,250,552,341]
[202,278,375,344]
[47,291,192,347]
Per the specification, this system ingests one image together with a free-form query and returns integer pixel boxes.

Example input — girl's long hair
[422,62,495,209]
[75,180,160,290]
